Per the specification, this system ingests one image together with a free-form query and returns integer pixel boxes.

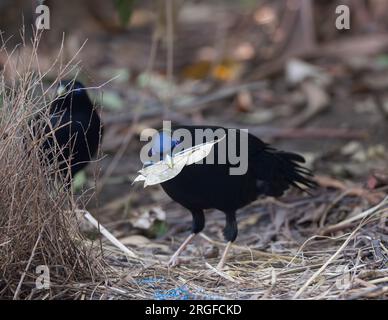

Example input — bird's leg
[167,209,205,267]
[216,241,233,270]
[216,211,237,270]
[168,233,196,267]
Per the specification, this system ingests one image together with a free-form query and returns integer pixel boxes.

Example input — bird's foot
[167,253,181,268]
[166,233,196,268]
[216,260,225,271]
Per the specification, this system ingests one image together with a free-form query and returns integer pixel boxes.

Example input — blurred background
[1,0,387,254]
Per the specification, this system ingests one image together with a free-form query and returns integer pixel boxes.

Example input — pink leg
[216,241,233,270]
[167,233,196,267]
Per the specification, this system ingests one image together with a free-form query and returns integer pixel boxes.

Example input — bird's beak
[165,154,174,168]
[143,161,154,168]
[56,85,67,97]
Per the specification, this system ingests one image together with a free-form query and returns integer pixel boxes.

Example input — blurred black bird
[148,125,317,269]
[41,80,102,179]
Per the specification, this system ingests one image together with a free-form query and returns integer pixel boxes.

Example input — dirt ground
[1,0,387,299]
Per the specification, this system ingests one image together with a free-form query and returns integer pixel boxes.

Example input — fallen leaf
[182,59,243,82]
[235,89,253,112]
[119,235,151,246]
[286,58,331,86]
[239,109,275,124]
[289,81,330,127]
[134,136,225,187]
[254,6,276,25]
[135,157,187,187]
[129,207,166,230]
[211,59,243,82]
[341,141,363,156]
[182,61,212,80]
[233,42,255,61]
[367,175,379,190]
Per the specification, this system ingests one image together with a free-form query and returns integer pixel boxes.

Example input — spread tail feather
[253,147,317,197]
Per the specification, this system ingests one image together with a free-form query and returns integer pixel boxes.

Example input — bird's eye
[171,138,181,149]
[57,81,85,97]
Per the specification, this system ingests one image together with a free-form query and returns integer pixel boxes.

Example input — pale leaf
[133,135,225,187]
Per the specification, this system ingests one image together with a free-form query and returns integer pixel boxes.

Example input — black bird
[41,80,102,179]
[148,125,317,269]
